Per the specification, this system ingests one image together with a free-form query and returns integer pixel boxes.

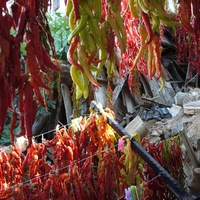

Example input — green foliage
[10,28,26,56]
[1,13,67,145]
[0,111,19,145]
[1,96,57,145]
[46,12,70,60]
[37,98,57,119]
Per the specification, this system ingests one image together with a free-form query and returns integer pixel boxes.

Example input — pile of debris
[124,87,200,196]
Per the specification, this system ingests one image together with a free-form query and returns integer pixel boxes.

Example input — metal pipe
[90,101,191,200]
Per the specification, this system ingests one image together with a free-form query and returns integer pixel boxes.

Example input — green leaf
[46,11,70,60]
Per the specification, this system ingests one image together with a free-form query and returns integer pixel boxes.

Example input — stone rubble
[143,88,200,195]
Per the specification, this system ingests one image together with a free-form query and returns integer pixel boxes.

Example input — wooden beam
[61,83,72,124]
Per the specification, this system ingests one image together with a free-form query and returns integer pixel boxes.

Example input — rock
[149,136,161,143]
[151,130,160,136]
[169,104,182,117]
[188,168,200,192]
[183,100,200,115]
[124,116,149,139]
[155,121,163,127]
[174,92,189,106]
[183,92,199,105]
[190,87,200,93]
[157,129,163,135]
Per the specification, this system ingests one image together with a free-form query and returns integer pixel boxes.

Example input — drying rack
[90,101,200,200]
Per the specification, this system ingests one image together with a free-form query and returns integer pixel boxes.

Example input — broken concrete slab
[124,116,149,139]
[183,100,200,115]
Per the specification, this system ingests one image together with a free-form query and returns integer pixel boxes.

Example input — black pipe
[90,101,192,200]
